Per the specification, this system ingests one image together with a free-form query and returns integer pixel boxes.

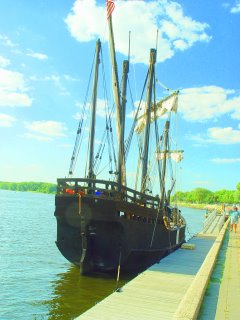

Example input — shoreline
[0,189,232,213]
[176,202,224,213]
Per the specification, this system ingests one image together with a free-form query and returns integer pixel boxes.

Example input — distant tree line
[1,181,240,203]
[172,183,240,204]
[0,181,56,194]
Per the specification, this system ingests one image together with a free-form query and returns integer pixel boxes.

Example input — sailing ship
[54,0,186,275]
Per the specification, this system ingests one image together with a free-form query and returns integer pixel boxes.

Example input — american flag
[106,0,115,20]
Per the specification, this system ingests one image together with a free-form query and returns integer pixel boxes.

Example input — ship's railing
[57,178,160,209]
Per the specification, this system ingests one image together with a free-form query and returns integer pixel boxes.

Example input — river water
[0,190,205,320]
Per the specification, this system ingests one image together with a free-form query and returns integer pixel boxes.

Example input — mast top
[150,49,156,64]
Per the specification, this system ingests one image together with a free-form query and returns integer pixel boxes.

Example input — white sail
[155,150,183,162]
[171,151,183,162]
[135,91,178,134]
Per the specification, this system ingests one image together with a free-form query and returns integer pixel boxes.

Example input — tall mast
[160,120,170,206]
[141,49,156,193]
[108,14,124,188]
[88,39,101,180]
[120,60,129,185]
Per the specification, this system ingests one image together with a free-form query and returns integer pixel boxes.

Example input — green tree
[237,182,240,192]
[214,189,235,204]
[191,188,214,204]
[0,181,56,194]
[234,182,240,203]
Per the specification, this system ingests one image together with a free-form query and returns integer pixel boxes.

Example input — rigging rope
[173,110,180,205]
[68,48,96,177]
[95,144,106,175]
[84,125,91,179]
[90,47,117,179]
[186,224,194,239]
[150,205,161,248]
[100,46,117,176]
[153,73,162,192]
[125,70,149,159]
[134,137,142,191]
[156,79,172,92]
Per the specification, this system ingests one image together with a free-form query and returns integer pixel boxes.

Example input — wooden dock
[214,221,240,319]
[75,213,239,320]
[199,210,225,236]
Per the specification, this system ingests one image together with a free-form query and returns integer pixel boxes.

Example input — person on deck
[229,206,240,233]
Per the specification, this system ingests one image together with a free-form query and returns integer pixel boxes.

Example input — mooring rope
[115,247,122,292]
[150,206,161,248]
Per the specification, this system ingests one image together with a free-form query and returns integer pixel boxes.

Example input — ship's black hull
[55,191,186,274]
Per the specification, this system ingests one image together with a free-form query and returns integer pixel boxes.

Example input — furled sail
[135,91,178,134]
[155,150,183,162]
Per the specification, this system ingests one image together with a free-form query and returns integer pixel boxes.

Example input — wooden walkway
[199,210,225,236]
[215,221,240,319]
[75,214,237,320]
[76,237,215,320]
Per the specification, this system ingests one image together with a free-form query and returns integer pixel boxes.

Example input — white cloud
[0,68,32,107]
[222,3,230,9]
[179,86,240,121]
[29,74,70,96]
[29,75,39,81]
[74,98,113,119]
[23,133,53,141]
[126,109,136,119]
[0,69,28,92]
[188,126,240,145]
[73,112,82,120]
[44,75,70,96]
[27,51,48,60]
[0,113,16,127]
[24,120,67,138]
[64,74,79,81]
[95,98,109,118]
[0,33,16,47]
[230,1,240,13]
[211,158,240,163]
[208,126,240,144]
[173,39,188,50]
[0,92,32,107]
[186,133,208,145]
[73,110,88,121]
[65,0,211,64]
[126,99,149,119]
[75,101,82,108]
[0,55,10,68]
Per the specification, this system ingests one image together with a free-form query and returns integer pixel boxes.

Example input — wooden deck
[76,236,215,320]
[214,221,240,319]
[199,210,225,236]
[75,214,237,320]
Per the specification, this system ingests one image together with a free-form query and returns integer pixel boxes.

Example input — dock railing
[202,210,217,233]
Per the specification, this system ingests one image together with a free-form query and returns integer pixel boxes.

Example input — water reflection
[46,265,134,320]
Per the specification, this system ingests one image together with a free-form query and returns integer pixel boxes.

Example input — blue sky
[0,0,239,192]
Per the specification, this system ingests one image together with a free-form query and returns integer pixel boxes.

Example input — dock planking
[214,221,240,319]
[76,236,215,320]
[75,213,233,320]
